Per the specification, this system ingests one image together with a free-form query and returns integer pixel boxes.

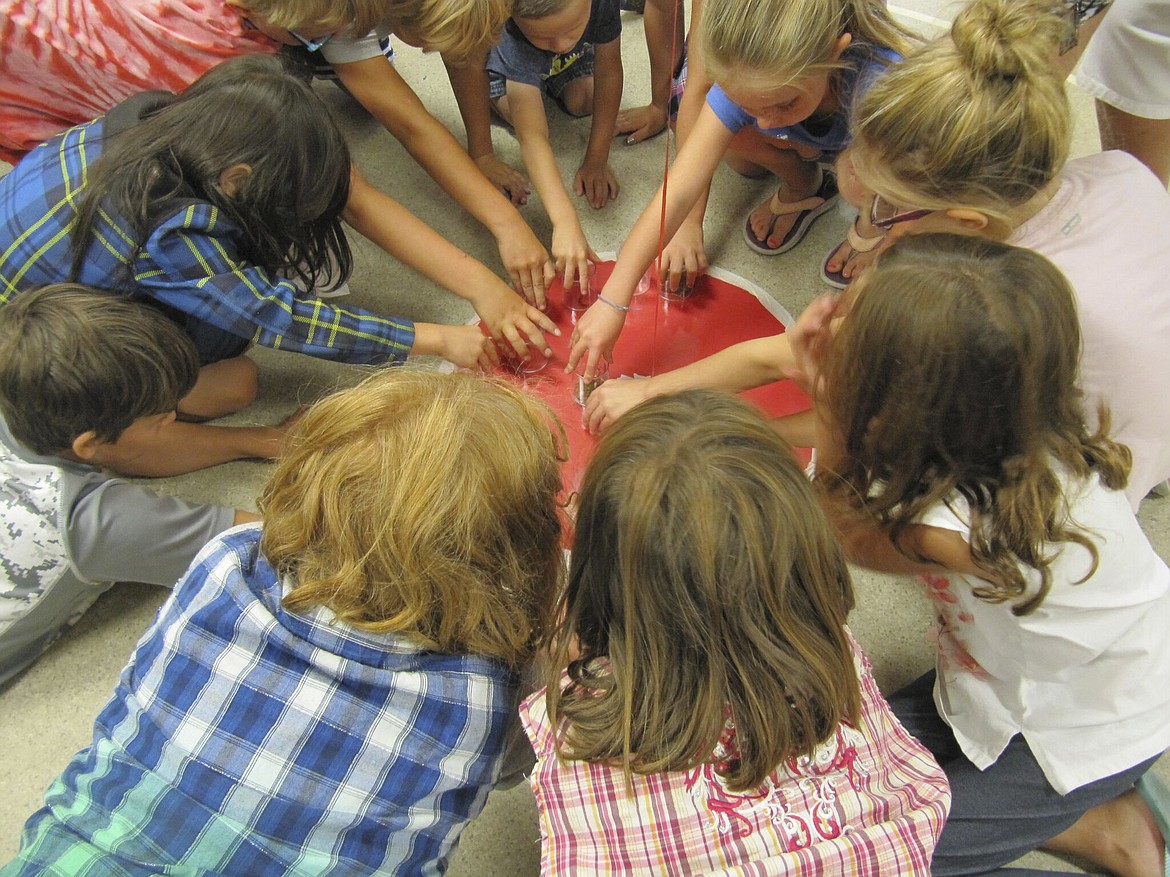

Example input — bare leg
[1043,789,1164,877]
[1096,102,1170,186]
[558,76,595,118]
[726,130,821,250]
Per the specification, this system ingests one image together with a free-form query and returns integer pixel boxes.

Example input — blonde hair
[547,391,860,792]
[371,0,510,60]
[850,0,1070,225]
[698,0,916,87]
[242,0,509,59]
[259,369,566,666]
[818,235,1130,615]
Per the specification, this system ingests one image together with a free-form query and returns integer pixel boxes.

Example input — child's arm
[811,406,955,576]
[508,81,599,289]
[412,322,499,371]
[344,169,558,356]
[567,103,735,379]
[331,55,555,304]
[613,0,683,144]
[443,53,531,206]
[143,201,509,367]
[583,331,797,433]
[574,37,623,209]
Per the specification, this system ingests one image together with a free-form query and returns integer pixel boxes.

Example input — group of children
[1,0,1170,874]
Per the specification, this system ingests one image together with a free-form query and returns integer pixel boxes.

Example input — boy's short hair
[0,284,200,454]
[260,369,565,667]
[512,0,575,19]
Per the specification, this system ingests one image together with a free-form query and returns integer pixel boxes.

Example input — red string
[651,0,683,377]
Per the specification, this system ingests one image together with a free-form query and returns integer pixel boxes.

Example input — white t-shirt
[918,471,1170,794]
[1010,150,1170,509]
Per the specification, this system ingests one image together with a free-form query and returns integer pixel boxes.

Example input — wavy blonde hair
[849,0,1071,226]
[242,0,509,58]
[547,391,860,792]
[698,0,916,87]
[818,235,1130,615]
[260,369,566,666]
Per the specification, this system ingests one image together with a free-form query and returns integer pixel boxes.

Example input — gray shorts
[488,44,595,112]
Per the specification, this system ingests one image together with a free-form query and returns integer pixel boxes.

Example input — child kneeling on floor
[522,389,951,875]
[2,369,566,876]
[0,284,259,687]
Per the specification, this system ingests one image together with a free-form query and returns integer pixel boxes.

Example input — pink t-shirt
[1010,150,1170,509]
[0,0,278,162]
[521,633,950,876]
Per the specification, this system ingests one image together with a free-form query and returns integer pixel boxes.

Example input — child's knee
[559,78,594,117]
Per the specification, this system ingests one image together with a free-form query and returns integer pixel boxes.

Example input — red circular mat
[487,258,813,493]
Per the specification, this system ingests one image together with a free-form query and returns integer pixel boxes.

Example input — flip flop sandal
[821,218,885,289]
[743,171,839,256]
[1137,772,1170,877]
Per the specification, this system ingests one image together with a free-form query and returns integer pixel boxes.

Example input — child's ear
[218,163,253,197]
[943,208,991,231]
[831,33,853,61]
[70,430,102,462]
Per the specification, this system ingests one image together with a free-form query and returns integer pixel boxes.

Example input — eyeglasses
[870,194,934,229]
[291,30,333,52]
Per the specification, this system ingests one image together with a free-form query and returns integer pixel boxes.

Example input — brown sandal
[743,171,839,256]
[821,218,885,288]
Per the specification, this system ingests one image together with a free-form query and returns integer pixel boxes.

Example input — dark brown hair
[260,369,566,666]
[818,234,1130,614]
[0,284,199,453]
[71,54,352,292]
[547,390,860,791]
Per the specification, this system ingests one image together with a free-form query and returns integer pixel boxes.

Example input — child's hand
[584,377,652,435]
[573,161,619,209]
[475,153,531,206]
[496,219,556,310]
[660,220,708,295]
[614,104,668,145]
[477,285,560,358]
[439,324,501,371]
[567,300,626,382]
[552,224,600,292]
[787,293,843,394]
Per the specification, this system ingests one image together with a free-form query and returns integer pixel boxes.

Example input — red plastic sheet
[488,259,813,493]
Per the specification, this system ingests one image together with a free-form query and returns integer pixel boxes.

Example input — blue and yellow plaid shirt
[0,117,414,365]
[2,524,519,877]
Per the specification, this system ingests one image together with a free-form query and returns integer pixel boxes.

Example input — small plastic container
[572,358,611,406]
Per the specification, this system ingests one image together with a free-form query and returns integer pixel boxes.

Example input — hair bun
[951,0,1066,84]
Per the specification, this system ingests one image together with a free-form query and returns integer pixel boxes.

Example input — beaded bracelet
[597,294,632,313]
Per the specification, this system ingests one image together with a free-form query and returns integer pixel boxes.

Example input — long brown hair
[547,390,860,791]
[818,234,1130,614]
[260,370,566,666]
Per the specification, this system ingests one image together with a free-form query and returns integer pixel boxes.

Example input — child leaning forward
[2,369,566,876]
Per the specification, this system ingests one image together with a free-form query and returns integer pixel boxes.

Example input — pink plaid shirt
[520,632,950,876]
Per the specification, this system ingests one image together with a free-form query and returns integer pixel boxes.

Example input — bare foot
[1044,789,1164,877]
[823,234,881,282]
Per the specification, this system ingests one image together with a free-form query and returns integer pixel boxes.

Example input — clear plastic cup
[564,272,595,313]
[572,358,611,406]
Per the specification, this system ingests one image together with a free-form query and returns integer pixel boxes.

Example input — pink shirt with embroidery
[520,632,950,876]
[0,0,278,163]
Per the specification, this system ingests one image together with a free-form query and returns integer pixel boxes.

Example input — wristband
[597,294,631,313]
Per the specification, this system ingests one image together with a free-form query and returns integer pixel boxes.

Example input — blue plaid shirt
[3,524,519,877]
[0,117,414,365]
